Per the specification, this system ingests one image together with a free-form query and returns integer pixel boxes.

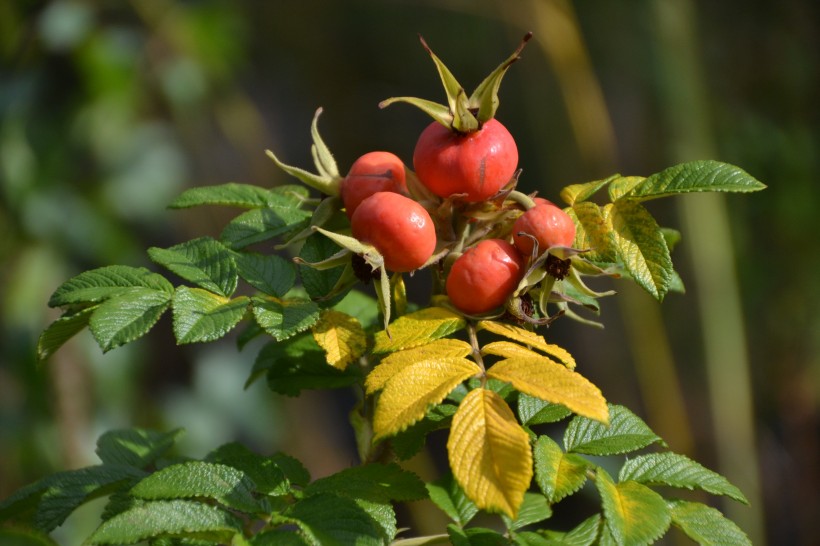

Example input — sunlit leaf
[48,265,173,307]
[616,160,766,201]
[148,236,238,297]
[619,452,747,504]
[171,288,248,344]
[373,357,480,440]
[366,338,473,394]
[283,493,383,546]
[311,309,366,370]
[537,513,602,546]
[607,176,646,202]
[426,473,478,527]
[478,321,576,369]
[87,499,241,545]
[447,388,532,519]
[373,307,466,354]
[568,202,617,263]
[234,251,297,297]
[533,435,590,503]
[206,442,290,496]
[517,393,572,425]
[37,307,95,363]
[168,182,300,209]
[502,492,552,531]
[251,296,320,342]
[89,288,171,352]
[564,405,663,455]
[220,206,310,249]
[487,357,608,423]
[668,500,751,546]
[596,469,671,546]
[560,175,618,206]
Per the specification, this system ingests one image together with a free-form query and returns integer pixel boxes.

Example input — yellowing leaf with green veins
[447,388,532,519]
[373,357,480,440]
[311,309,366,370]
[373,307,465,354]
[478,321,576,369]
[596,469,671,546]
[487,357,608,423]
[366,338,473,394]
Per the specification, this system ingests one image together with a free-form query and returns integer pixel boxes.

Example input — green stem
[467,321,486,374]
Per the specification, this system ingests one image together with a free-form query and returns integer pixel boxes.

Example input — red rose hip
[351,192,436,273]
[446,239,524,315]
[413,118,518,202]
[340,151,408,218]
[513,203,576,257]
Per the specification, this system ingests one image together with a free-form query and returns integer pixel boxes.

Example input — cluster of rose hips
[334,35,577,319]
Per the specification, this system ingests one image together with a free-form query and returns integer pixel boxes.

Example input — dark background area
[1,1,817,544]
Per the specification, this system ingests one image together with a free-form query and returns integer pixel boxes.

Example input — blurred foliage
[1,1,817,544]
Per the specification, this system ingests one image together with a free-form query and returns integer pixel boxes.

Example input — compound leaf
[48,265,172,307]
[172,288,249,344]
[206,442,290,496]
[564,405,663,456]
[502,492,552,531]
[596,469,671,546]
[447,388,532,519]
[619,453,747,504]
[221,206,310,249]
[88,288,171,352]
[168,182,301,209]
[373,307,466,354]
[487,357,608,423]
[533,435,590,503]
[311,309,366,370]
[517,393,572,426]
[305,463,427,503]
[149,239,236,297]
[130,461,261,514]
[87,499,242,545]
[373,357,480,440]
[283,493,384,546]
[668,500,751,546]
[536,513,602,546]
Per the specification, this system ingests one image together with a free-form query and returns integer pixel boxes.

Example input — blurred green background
[1,1,817,544]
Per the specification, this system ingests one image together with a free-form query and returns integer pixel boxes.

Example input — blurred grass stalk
[649,0,764,542]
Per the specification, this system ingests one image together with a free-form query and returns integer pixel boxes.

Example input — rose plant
[0,35,766,546]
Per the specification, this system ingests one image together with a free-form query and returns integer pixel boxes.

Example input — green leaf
[533,435,590,503]
[564,405,663,456]
[502,492,552,531]
[391,404,457,460]
[251,529,311,546]
[426,473,478,527]
[234,252,296,297]
[205,442,290,496]
[668,500,751,546]
[298,232,349,302]
[616,160,766,201]
[560,174,618,206]
[255,335,362,396]
[86,499,242,545]
[283,493,384,546]
[619,452,747,504]
[332,289,380,329]
[130,461,261,514]
[37,307,96,363]
[309,108,339,179]
[536,514,603,546]
[49,265,173,307]
[0,527,60,546]
[95,428,184,468]
[148,237,238,297]
[608,200,672,300]
[0,464,146,532]
[251,296,320,342]
[220,206,310,249]
[267,452,311,488]
[417,35,477,132]
[447,525,508,546]
[89,287,171,352]
[168,182,301,209]
[595,469,671,546]
[305,463,426,503]
[171,288,249,344]
[469,32,532,123]
[518,394,572,425]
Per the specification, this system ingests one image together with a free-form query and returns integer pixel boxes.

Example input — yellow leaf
[478,321,577,369]
[447,388,532,519]
[487,357,608,423]
[373,307,465,354]
[481,341,543,360]
[365,338,473,394]
[373,357,480,440]
[311,309,366,370]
